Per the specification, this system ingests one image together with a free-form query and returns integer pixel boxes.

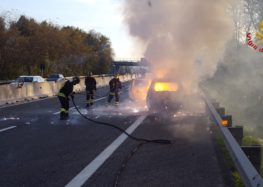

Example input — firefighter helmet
[114,74,119,79]
[73,76,80,84]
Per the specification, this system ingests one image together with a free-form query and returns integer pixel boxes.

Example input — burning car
[129,78,151,102]
[146,80,183,114]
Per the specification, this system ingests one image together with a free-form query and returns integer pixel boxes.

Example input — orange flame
[154,82,178,92]
[221,120,229,127]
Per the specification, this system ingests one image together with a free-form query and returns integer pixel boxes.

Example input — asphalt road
[0,83,232,187]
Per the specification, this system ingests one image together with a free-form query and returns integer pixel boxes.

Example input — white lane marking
[53,96,107,115]
[93,96,107,102]
[0,126,17,132]
[65,115,147,187]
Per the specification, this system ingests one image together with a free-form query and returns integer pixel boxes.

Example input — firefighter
[57,76,80,120]
[85,72,97,108]
[108,74,122,105]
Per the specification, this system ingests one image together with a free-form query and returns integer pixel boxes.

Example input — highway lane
[84,114,230,187]
[0,83,233,187]
[0,84,142,186]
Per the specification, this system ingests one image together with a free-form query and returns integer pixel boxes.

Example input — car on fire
[129,78,151,102]
[146,80,183,113]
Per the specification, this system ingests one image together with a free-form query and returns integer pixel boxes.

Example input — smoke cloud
[123,0,234,90]
[203,41,263,137]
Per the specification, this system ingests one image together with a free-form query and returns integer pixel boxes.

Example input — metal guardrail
[203,95,263,187]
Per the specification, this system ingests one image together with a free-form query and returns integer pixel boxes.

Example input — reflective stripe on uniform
[57,92,66,98]
[109,92,115,95]
[60,108,67,112]
[86,99,93,104]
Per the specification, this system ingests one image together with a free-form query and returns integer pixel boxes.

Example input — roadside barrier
[203,94,263,187]
[0,74,138,106]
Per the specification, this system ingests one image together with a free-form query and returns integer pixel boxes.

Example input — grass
[214,124,263,186]
[243,135,261,146]
[232,172,245,187]
[212,123,245,187]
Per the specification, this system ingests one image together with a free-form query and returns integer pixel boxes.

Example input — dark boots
[60,112,69,120]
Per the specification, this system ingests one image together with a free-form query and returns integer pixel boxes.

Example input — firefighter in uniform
[85,72,97,108]
[57,76,80,120]
[108,74,122,105]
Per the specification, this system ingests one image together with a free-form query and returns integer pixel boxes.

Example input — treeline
[0,15,114,80]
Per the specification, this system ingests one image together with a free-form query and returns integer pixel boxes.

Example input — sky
[0,0,142,60]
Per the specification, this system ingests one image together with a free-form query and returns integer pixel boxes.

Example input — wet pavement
[0,83,233,187]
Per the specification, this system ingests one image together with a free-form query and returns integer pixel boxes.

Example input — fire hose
[71,94,172,186]
[70,95,171,145]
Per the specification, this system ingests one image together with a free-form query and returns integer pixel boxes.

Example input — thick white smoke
[123,0,234,90]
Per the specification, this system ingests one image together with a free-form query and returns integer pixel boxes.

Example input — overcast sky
[0,0,142,59]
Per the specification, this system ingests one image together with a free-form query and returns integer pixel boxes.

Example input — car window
[16,77,24,82]
[49,74,59,78]
[24,77,33,82]
[33,77,36,82]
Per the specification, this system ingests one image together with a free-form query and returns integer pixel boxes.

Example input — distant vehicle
[46,74,64,82]
[129,78,151,102]
[146,79,183,114]
[10,75,45,87]
[12,75,45,83]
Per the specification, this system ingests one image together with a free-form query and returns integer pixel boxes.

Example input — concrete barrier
[0,74,138,106]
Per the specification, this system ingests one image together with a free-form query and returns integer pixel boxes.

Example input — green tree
[0,14,114,79]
